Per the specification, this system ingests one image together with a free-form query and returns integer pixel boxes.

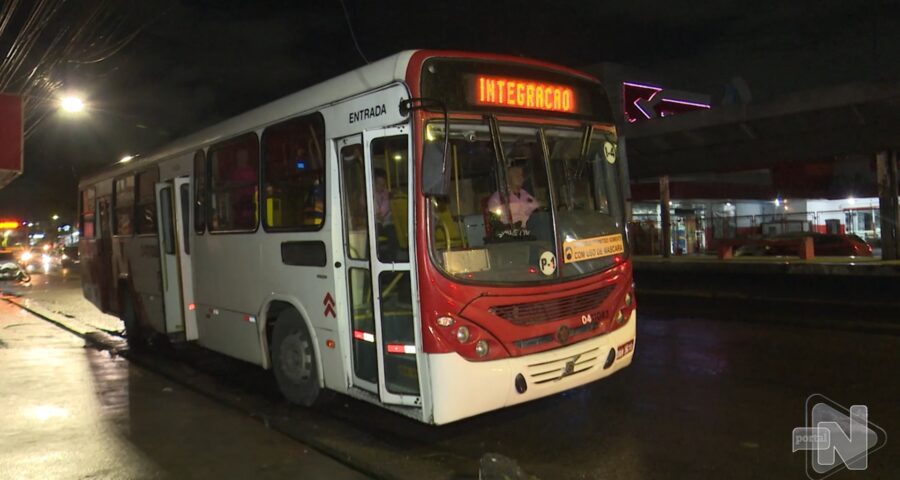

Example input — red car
[735,233,873,257]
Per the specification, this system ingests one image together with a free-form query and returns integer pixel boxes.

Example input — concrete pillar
[877,151,900,260]
[619,137,632,223]
[798,237,815,260]
[660,175,671,258]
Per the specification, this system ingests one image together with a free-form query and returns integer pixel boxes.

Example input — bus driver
[487,164,538,228]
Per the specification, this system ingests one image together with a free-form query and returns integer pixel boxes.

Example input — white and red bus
[79,50,636,424]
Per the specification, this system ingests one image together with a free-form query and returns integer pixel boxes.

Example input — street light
[51,214,59,221]
[59,95,85,113]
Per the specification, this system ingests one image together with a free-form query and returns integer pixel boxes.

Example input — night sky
[2,0,899,224]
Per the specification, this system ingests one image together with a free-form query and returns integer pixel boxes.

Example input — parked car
[734,233,873,257]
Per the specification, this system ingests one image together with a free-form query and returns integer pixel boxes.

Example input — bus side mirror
[422,140,450,197]
[399,97,451,197]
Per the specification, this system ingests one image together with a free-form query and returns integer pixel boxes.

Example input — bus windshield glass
[428,121,625,284]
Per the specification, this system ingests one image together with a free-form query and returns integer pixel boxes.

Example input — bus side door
[337,127,422,406]
[154,178,198,339]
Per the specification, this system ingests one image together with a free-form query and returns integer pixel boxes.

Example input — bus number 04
[581,314,593,325]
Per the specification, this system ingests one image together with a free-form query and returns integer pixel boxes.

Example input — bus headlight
[614,310,625,325]
[475,340,489,357]
[625,292,633,308]
[426,312,510,361]
[456,326,470,343]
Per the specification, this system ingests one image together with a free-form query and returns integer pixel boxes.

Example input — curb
[2,296,124,349]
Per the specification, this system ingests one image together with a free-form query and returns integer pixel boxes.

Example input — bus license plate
[616,340,635,359]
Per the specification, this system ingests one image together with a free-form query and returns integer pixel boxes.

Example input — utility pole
[660,175,671,258]
[876,151,899,260]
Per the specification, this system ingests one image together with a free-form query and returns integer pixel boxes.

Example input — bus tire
[121,288,144,349]
[271,309,326,407]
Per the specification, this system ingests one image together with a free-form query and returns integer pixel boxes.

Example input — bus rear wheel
[271,310,326,407]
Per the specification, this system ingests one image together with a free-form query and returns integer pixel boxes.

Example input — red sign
[0,94,23,187]
[476,76,575,113]
[323,292,336,318]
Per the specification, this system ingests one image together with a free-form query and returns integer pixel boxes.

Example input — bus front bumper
[427,310,637,425]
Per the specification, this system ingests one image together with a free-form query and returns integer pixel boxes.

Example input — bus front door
[338,128,422,407]
[154,178,198,340]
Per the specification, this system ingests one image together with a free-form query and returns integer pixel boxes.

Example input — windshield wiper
[487,115,512,224]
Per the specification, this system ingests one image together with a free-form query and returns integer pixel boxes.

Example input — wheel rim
[280,331,312,384]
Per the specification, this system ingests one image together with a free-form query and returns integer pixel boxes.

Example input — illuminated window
[113,176,134,236]
[261,114,325,231]
[209,133,259,232]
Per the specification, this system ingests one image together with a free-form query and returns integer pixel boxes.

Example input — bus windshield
[428,120,625,285]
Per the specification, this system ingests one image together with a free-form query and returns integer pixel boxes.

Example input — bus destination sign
[475,75,575,113]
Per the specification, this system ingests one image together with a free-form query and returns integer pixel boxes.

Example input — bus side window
[135,168,159,235]
[341,144,368,260]
[370,135,409,262]
[261,113,325,230]
[208,133,260,232]
[113,176,134,236]
[194,150,206,233]
[98,197,111,239]
[81,188,96,238]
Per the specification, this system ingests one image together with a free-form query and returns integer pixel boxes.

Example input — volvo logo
[556,325,571,344]
[559,353,581,379]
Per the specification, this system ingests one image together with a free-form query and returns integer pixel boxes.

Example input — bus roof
[79,50,599,188]
[80,50,416,187]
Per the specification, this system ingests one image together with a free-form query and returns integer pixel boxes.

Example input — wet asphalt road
[0,281,369,480]
[4,273,900,479]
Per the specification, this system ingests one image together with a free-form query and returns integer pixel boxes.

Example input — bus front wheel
[271,310,326,407]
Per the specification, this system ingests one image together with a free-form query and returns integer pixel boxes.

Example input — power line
[337,0,369,65]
